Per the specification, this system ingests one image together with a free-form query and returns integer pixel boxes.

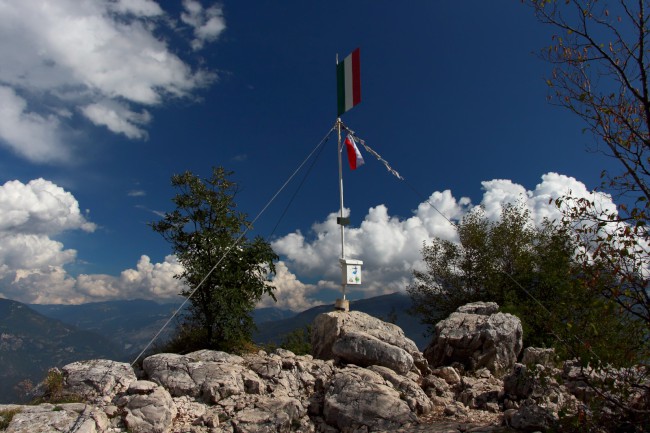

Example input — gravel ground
[386,408,516,433]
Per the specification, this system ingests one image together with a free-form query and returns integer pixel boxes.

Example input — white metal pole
[337,118,347,300]
[337,118,345,261]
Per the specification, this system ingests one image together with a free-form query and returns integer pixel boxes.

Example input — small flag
[348,132,404,180]
[345,134,365,170]
[337,48,361,116]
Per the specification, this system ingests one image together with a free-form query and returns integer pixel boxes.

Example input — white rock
[323,366,417,431]
[62,359,136,399]
[424,302,523,376]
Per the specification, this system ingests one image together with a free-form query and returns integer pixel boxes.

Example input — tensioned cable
[343,122,608,369]
[129,125,336,368]
[66,126,336,433]
[501,269,650,416]
[342,123,458,229]
[268,132,331,239]
[500,269,602,363]
[402,178,459,229]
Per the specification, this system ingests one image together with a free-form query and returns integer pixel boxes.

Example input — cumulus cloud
[109,0,164,17]
[0,173,619,307]
[259,261,321,311]
[0,178,187,304]
[0,178,96,234]
[0,0,221,163]
[181,0,226,50]
[0,86,68,163]
[0,178,91,302]
[81,101,151,139]
[0,255,186,304]
[74,255,186,301]
[272,172,618,306]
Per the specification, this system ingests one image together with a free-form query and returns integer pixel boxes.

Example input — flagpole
[337,117,346,280]
[335,52,361,312]
[335,54,349,311]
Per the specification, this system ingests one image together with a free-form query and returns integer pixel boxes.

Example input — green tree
[408,204,537,327]
[279,325,312,356]
[408,203,637,365]
[151,167,278,352]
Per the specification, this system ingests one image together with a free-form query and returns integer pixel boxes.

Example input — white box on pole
[340,258,363,285]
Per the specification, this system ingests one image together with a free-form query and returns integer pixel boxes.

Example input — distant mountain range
[0,299,122,404]
[0,292,429,403]
[30,301,297,355]
[30,299,183,356]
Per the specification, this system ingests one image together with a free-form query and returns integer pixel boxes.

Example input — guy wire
[341,122,602,366]
[129,125,336,368]
[268,132,331,239]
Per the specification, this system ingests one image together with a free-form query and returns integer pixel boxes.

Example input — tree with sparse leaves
[151,167,278,352]
[526,0,650,347]
[523,2,650,428]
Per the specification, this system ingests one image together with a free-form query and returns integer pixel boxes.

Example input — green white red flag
[337,48,361,116]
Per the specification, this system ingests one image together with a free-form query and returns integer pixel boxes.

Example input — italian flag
[344,134,365,170]
[337,48,361,116]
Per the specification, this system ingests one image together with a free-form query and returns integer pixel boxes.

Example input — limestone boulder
[141,349,337,432]
[230,395,307,433]
[323,366,417,431]
[311,310,427,375]
[331,331,414,375]
[367,365,433,414]
[422,374,454,402]
[61,359,136,400]
[456,302,499,315]
[503,363,535,400]
[142,353,202,397]
[3,403,108,433]
[423,302,523,376]
[521,347,557,367]
[142,350,253,402]
[509,400,558,431]
[117,380,177,433]
[431,366,461,385]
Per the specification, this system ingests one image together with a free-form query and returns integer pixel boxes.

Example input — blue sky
[0,1,619,309]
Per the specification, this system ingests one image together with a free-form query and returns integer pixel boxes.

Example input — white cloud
[0,266,80,304]
[0,177,186,304]
[110,0,164,17]
[0,178,92,303]
[81,101,151,139]
[272,172,618,305]
[0,86,68,163]
[0,178,96,234]
[0,254,187,304]
[479,178,528,221]
[0,173,620,308]
[181,0,226,51]
[0,234,76,270]
[0,0,221,163]
[258,261,321,311]
[76,255,186,301]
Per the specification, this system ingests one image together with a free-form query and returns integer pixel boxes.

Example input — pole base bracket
[334,298,350,312]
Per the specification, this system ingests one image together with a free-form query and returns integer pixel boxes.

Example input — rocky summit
[0,302,646,432]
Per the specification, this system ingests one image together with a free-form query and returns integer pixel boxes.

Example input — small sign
[346,264,361,284]
[340,258,363,285]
